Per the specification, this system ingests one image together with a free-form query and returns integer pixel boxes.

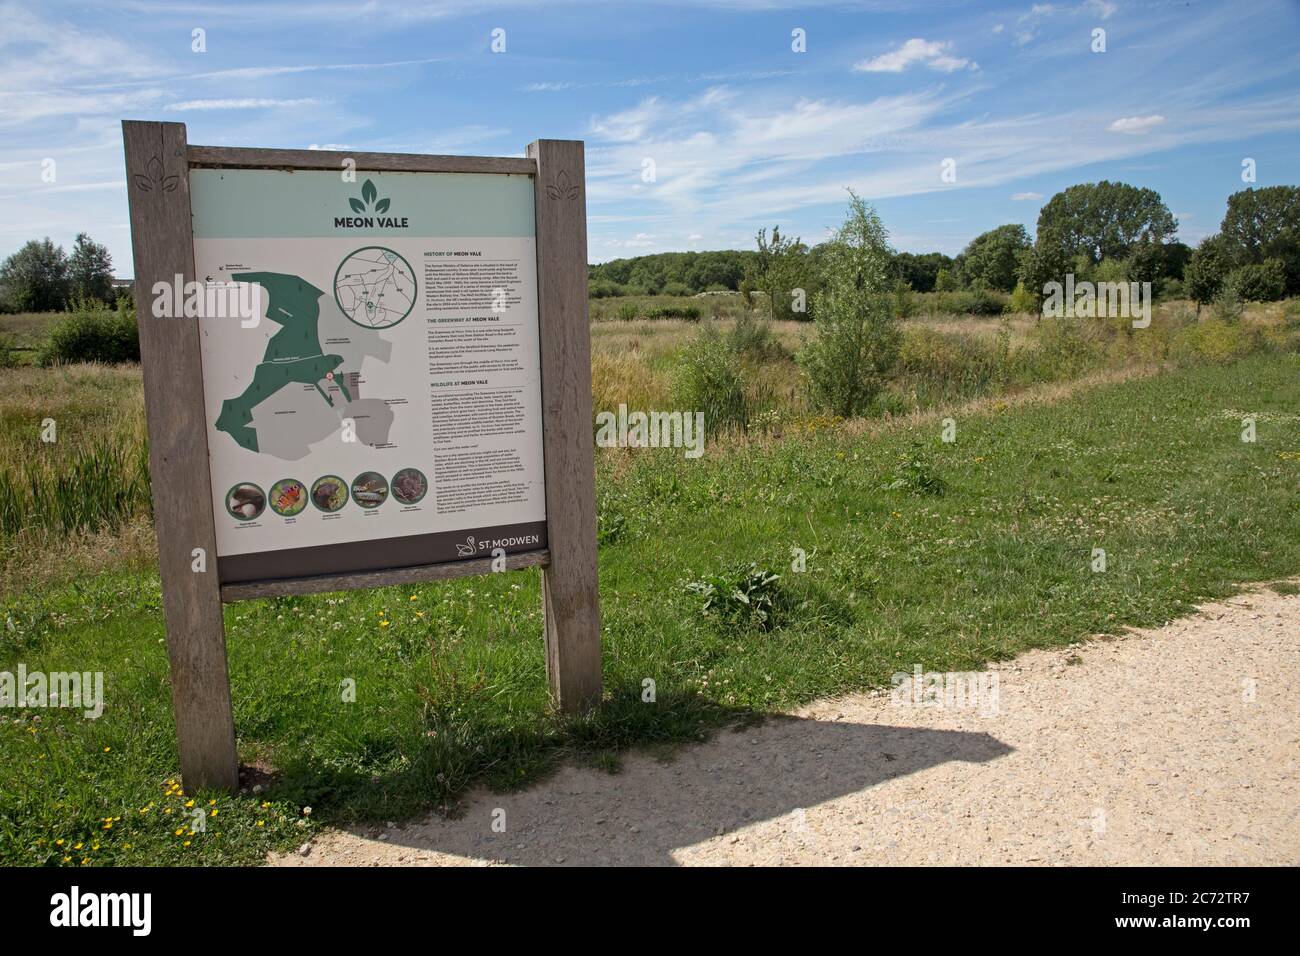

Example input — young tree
[68,233,115,304]
[799,191,899,417]
[1184,235,1235,312]
[0,238,69,312]
[1015,241,1069,314]
[933,267,959,292]
[746,225,813,321]
[1226,259,1287,302]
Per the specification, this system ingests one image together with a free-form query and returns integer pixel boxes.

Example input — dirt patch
[272,584,1300,867]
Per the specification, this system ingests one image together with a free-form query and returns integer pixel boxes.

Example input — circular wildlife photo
[310,475,348,513]
[391,467,428,505]
[350,471,389,509]
[269,478,308,517]
[225,483,266,522]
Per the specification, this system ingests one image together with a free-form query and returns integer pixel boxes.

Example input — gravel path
[273,585,1300,866]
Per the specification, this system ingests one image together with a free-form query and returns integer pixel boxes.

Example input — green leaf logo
[346,178,391,216]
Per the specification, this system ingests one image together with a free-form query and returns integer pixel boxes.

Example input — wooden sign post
[122,121,600,793]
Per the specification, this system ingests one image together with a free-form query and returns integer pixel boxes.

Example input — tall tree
[0,238,69,313]
[1034,181,1177,265]
[1219,186,1300,294]
[68,233,115,304]
[960,224,1031,292]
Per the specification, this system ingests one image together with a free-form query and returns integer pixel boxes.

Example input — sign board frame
[122,121,601,792]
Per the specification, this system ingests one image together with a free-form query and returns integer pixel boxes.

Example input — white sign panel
[188,168,547,581]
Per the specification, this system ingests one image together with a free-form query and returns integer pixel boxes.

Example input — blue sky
[2,0,1298,273]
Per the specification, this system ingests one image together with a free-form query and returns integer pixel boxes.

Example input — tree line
[4,182,1295,318]
[588,182,1299,318]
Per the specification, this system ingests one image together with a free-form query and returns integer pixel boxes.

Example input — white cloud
[1108,114,1166,134]
[854,39,977,74]
[1011,191,1044,200]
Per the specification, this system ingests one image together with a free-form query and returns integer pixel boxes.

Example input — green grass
[2,352,1300,866]
[0,312,59,363]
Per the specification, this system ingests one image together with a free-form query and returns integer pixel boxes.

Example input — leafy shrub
[589,280,623,298]
[923,288,1009,316]
[686,563,782,630]
[38,301,139,365]
[646,305,701,321]
[1226,259,1286,302]
[616,302,639,322]
[675,326,748,433]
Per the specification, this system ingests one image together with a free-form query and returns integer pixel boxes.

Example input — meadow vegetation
[1,183,1298,866]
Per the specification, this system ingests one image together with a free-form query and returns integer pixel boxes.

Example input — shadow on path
[353,714,1013,866]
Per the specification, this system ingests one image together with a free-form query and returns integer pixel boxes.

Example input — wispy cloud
[1108,114,1166,134]
[1011,191,1043,200]
[854,39,978,73]
[163,98,324,111]
[188,58,442,81]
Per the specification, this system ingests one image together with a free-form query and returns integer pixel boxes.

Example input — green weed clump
[686,563,783,630]
[674,326,749,434]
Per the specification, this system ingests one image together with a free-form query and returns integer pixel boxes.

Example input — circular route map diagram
[333,246,416,329]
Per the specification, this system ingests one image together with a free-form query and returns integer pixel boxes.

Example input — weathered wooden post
[529,140,603,711]
[122,121,239,792]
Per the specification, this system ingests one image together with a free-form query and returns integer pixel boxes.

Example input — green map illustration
[215,272,354,453]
